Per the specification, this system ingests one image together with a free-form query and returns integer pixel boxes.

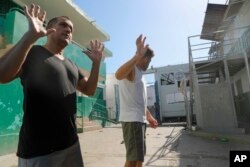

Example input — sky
[73,0,227,82]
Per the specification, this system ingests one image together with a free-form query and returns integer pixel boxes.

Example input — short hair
[46,16,71,29]
[144,48,154,58]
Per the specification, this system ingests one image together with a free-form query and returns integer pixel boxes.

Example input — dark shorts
[122,122,146,162]
[18,141,84,167]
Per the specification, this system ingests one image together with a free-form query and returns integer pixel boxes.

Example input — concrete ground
[1,124,250,167]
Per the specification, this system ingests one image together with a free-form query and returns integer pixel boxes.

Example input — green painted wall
[0,79,23,155]
[77,87,105,117]
[0,17,4,35]
[0,16,4,49]
[4,9,27,45]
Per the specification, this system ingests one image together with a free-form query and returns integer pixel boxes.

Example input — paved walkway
[1,125,250,167]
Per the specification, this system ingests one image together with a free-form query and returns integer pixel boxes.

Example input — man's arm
[115,53,139,81]
[0,33,36,83]
[146,109,158,129]
[0,4,55,83]
[77,62,100,96]
[77,40,104,96]
[115,34,149,81]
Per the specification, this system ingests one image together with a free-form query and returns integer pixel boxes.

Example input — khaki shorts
[122,122,146,162]
[18,141,84,167]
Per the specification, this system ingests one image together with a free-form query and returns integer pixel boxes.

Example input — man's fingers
[100,44,104,52]
[97,41,101,49]
[24,5,31,18]
[90,40,94,49]
[144,44,149,52]
[90,40,103,50]
[138,34,142,41]
[37,11,46,22]
[38,12,43,21]
[136,34,142,44]
[94,40,98,50]
[82,50,91,56]
[39,11,46,22]
[29,4,35,17]
[142,36,146,45]
[34,5,40,17]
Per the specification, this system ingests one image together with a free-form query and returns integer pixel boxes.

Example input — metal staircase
[76,101,119,133]
[89,102,119,127]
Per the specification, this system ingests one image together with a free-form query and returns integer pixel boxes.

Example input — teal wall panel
[0,79,23,155]
[4,10,28,45]
[0,16,4,35]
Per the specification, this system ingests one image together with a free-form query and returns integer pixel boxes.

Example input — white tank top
[119,66,147,123]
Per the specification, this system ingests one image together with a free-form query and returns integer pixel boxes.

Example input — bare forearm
[0,32,36,83]
[146,109,158,128]
[146,109,157,121]
[146,109,152,119]
[82,62,101,96]
[115,54,139,80]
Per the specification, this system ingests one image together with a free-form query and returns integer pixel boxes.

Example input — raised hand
[24,4,55,41]
[83,40,104,64]
[136,34,149,59]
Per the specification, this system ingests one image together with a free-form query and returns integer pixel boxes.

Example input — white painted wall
[105,74,119,119]
[223,0,250,95]
[224,1,250,55]
[232,0,250,29]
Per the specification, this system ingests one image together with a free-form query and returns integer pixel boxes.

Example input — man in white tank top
[115,34,158,167]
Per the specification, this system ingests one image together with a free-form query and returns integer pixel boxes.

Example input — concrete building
[188,0,250,134]
[0,0,112,155]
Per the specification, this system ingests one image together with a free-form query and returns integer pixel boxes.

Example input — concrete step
[83,125,102,132]
[76,117,102,133]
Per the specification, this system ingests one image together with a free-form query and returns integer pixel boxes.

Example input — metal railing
[89,102,119,127]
